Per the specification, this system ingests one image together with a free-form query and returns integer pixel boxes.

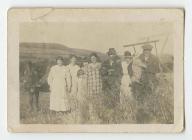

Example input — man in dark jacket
[23,61,42,111]
[131,44,160,123]
[139,44,160,95]
[101,48,123,109]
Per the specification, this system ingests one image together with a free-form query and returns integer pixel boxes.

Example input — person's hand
[67,87,71,93]
[108,69,114,72]
[30,87,36,92]
[108,69,114,75]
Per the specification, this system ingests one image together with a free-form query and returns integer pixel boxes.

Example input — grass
[20,72,173,124]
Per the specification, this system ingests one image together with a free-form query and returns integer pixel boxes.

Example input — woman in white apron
[47,57,71,112]
[120,51,135,123]
[76,68,89,123]
[67,55,80,122]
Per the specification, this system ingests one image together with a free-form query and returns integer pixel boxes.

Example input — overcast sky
[20,22,173,56]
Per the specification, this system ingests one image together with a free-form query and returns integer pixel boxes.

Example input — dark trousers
[101,80,121,123]
[103,80,121,109]
[131,81,152,123]
[29,87,40,111]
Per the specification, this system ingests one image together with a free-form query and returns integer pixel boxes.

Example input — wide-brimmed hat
[142,44,153,51]
[107,48,117,56]
[124,51,133,58]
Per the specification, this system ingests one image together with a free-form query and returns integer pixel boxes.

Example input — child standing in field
[66,55,80,122]
[76,68,89,123]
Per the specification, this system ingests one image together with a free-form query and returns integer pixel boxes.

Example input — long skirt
[50,80,70,112]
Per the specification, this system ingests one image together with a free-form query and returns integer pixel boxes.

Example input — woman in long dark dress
[48,57,71,112]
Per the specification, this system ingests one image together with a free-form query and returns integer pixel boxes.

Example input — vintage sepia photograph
[8,8,184,132]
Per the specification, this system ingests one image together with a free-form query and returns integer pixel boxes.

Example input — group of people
[47,44,160,123]
[23,44,160,124]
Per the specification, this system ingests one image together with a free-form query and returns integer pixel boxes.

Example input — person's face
[109,54,115,60]
[125,57,132,63]
[83,62,88,66]
[143,50,151,57]
[57,59,63,66]
[70,57,76,64]
[91,56,97,63]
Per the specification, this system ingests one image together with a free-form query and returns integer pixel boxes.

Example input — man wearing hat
[139,44,160,93]
[101,48,123,111]
[132,44,160,123]
[106,48,121,61]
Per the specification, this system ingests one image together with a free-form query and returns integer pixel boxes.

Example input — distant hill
[19,42,173,72]
[19,42,107,61]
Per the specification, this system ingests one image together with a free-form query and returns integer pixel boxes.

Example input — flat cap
[142,44,153,50]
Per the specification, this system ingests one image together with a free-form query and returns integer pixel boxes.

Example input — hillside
[19,42,107,61]
[19,42,173,73]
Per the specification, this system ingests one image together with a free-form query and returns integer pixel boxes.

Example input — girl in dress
[67,55,80,122]
[76,68,88,123]
[47,57,71,112]
[67,55,80,96]
[77,57,89,102]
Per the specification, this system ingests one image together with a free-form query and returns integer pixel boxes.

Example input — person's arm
[47,66,53,89]
[117,62,123,82]
[154,56,161,73]
[128,62,133,78]
[65,67,72,93]
[34,70,41,87]
[100,62,108,80]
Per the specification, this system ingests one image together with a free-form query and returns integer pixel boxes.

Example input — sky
[20,22,174,56]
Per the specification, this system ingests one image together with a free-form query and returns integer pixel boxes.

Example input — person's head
[89,53,99,63]
[142,44,153,57]
[56,56,64,66]
[124,51,133,63]
[107,48,117,60]
[69,54,77,65]
[77,69,84,78]
[82,57,89,66]
[83,61,89,66]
